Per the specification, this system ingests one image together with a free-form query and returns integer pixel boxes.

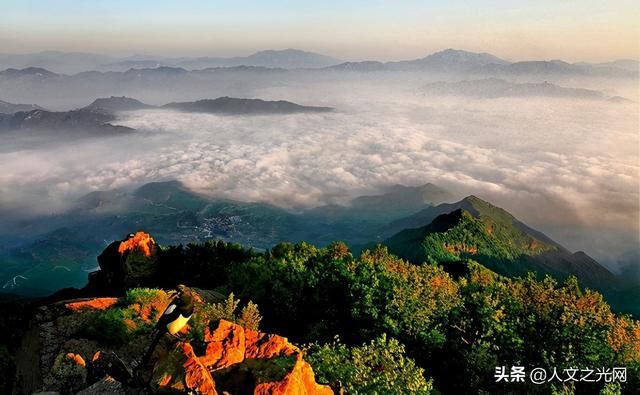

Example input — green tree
[306,334,433,394]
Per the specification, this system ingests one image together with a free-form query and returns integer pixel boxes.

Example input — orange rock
[154,320,333,395]
[182,343,219,395]
[153,342,218,395]
[245,329,298,360]
[157,373,172,387]
[66,353,86,367]
[118,231,155,257]
[65,297,119,312]
[201,319,246,369]
[254,356,334,395]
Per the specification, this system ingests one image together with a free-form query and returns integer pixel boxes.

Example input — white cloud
[0,81,637,262]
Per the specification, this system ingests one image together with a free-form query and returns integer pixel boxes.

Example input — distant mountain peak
[83,96,153,113]
[251,48,315,55]
[0,67,59,77]
[421,49,510,66]
[240,48,342,69]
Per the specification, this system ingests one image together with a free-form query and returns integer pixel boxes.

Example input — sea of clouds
[0,79,637,265]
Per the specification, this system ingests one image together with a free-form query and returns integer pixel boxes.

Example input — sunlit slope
[383,196,617,290]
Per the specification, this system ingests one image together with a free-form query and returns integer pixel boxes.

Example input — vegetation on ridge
[2,232,638,393]
[142,239,639,394]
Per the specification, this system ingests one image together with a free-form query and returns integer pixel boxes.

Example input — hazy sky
[2,0,638,61]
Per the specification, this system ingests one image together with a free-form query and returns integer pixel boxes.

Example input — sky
[1,0,639,61]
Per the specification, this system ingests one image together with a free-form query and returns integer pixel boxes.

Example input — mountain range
[81,95,334,115]
[325,49,638,77]
[167,48,342,70]
[0,48,635,110]
[0,96,333,137]
[1,48,636,77]
[0,49,342,73]
[1,180,634,319]
[421,78,629,101]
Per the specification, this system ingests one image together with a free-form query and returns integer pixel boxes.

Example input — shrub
[189,293,263,343]
[84,308,135,345]
[306,334,433,394]
[125,287,170,323]
[126,287,162,305]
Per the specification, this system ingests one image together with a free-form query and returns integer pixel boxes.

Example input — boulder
[89,232,158,293]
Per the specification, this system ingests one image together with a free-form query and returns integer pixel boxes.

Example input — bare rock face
[152,320,333,395]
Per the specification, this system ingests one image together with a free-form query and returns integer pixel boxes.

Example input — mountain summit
[83,96,153,113]
[239,48,342,69]
[416,48,510,68]
[383,195,616,290]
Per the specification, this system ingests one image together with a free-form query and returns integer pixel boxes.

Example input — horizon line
[1,47,638,65]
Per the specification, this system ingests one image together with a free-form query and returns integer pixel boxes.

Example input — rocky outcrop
[118,232,156,257]
[14,291,331,394]
[87,232,158,294]
[13,232,331,394]
[152,320,333,395]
